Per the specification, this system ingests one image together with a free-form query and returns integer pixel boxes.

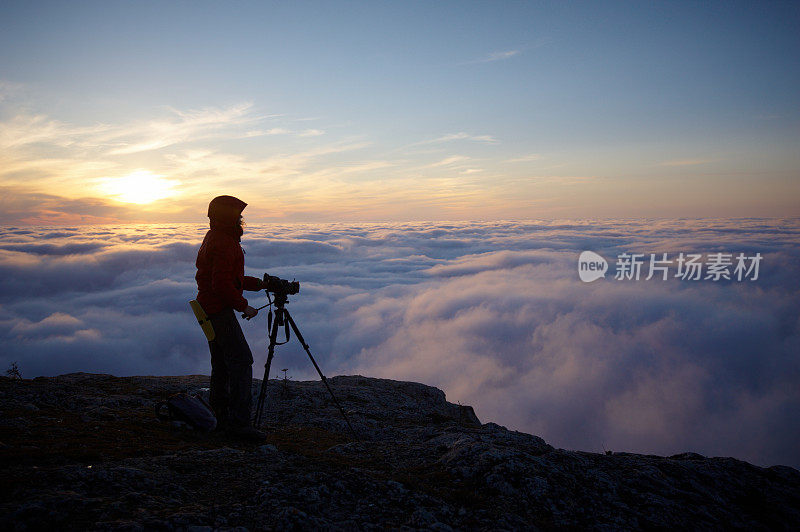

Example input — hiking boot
[226,424,266,442]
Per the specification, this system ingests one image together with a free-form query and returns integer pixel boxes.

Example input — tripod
[250,291,358,440]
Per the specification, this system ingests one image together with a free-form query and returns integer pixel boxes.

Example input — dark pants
[208,309,254,428]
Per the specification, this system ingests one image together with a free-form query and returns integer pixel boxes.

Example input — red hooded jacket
[195,224,262,315]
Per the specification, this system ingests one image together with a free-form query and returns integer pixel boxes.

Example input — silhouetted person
[195,195,264,441]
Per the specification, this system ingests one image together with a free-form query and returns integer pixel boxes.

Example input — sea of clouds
[1,219,798,467]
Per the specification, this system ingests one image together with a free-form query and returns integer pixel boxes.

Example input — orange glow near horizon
[98,171,180,205]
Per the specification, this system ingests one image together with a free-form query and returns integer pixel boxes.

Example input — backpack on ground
[155,392,217,431]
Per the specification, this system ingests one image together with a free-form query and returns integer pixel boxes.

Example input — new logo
[578,251,608,282]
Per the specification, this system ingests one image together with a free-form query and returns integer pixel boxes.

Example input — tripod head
[271,291,289,308]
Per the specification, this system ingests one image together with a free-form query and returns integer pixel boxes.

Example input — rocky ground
[1,373,799,531]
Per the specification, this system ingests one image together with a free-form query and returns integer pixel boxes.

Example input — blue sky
[0,1,798,221]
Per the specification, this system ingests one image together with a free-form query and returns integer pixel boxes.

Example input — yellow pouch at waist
[189,300,216,342]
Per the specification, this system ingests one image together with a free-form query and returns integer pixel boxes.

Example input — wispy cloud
[241,127,326,139]
[0,103,262,156]
[106,103,261,155]
[507,154,543,163]
[0,114,111,150]
[463,49,521,64]
[299,129,325,137]
[166,141,373,190]
[431,155,471,167]
[0,101,326,161]
[415,132,498,146]
[262,127,292,136]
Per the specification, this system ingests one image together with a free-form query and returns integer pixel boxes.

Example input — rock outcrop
[1,373,799,530]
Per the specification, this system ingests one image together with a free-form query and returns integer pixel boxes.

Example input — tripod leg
[283,310,360,441]
[254,309,282,427]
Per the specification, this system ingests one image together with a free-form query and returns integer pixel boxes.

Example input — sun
[99,170,179,204]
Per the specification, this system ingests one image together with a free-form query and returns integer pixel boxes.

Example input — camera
[262,273,300,295]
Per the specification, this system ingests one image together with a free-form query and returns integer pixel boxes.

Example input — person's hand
[242,305,258,320]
